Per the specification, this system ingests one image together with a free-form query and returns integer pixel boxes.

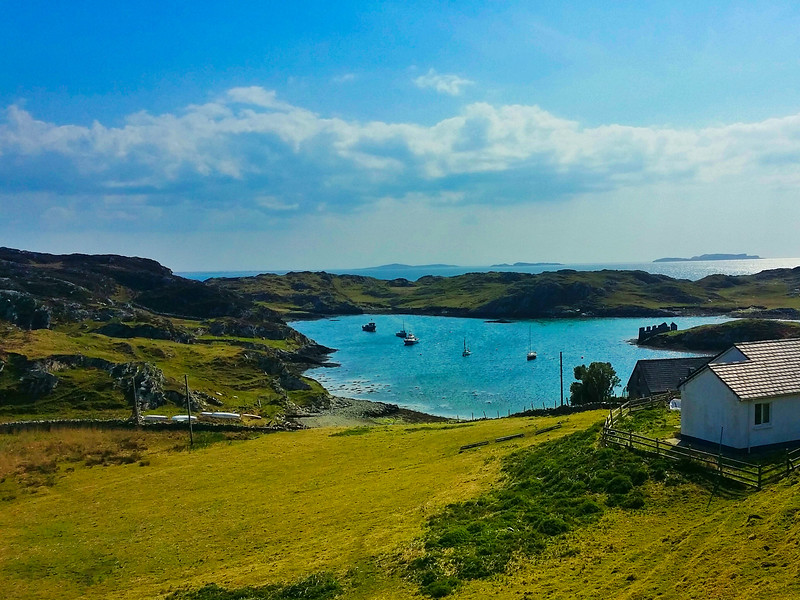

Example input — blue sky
[3,1,800,270]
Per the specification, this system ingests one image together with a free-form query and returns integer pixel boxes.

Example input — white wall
[680,369,749,448]
[748,394,800,449]
[682,369,800,449]
[714,347,747,364]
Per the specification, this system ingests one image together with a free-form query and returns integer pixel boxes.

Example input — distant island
[653,253,760,263]
[364,263,458,270]
[490,262,563,267]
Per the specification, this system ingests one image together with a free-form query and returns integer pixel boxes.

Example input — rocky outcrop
[205,317,300,341]
[0,351,177,411]
[246,350,312,392]
[109,362,169,411]
[96,321,194,343]
[474,279,606,317]
[0,290,51,329]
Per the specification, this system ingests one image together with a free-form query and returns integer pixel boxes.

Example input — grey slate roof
[627,357,711,396]
[709,338,800,400]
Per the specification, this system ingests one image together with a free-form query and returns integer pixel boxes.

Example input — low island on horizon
[653,253,761,263]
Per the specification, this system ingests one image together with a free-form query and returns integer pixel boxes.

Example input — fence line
[602,395,800,489]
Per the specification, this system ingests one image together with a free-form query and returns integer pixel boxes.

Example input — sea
[180,257,800,419]
[178,257,800,283]
[291,314,731,418]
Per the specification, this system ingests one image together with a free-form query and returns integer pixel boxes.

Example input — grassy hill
[0,248,329,423]
[3,412,800,600]
[210,267,800,319]
[642,318,800,352]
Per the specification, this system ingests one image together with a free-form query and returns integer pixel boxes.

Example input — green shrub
[605,474,633,495]
[538,516,569,536]
[423,577,459,598]
[436,527,471,547]
[619,489,646,509]
[167,572,342,600]
[407,424,657,595]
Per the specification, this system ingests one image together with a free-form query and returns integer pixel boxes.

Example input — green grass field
[3,410,800,599]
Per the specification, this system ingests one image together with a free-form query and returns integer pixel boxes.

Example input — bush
[619,490,646,509]
[423,577,459,598]
[605,474,633,495]
[575,499,602,516]
[538,516,569,536]
[436,527,471,547]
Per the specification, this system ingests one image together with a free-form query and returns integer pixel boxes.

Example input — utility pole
[132,374,142,425]
[184,374,194,447]
[560,351,564,407]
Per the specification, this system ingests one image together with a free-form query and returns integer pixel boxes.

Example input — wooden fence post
[758,464,763,490]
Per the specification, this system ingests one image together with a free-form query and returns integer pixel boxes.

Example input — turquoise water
[291,315,732,418]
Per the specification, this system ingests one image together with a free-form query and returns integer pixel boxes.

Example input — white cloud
[332,73,357,84]
[225,87,294,110]
[4,86,800,238]
[256,196,300,211]
[413,68,475,96]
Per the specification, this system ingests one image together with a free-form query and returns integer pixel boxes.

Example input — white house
[679,338,800,450]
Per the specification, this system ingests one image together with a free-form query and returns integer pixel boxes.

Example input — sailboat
[527,325,537,361]
[395,319,408,338]
[462,338,471,357]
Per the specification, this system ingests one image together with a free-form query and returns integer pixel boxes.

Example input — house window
[755,402,771,426]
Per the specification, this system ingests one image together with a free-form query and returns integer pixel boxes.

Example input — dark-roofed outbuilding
[626,357,712,399]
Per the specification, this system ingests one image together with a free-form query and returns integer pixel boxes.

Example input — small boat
[527,325,537,361]
[396,319,408,338]
[403,333,419,345]
[205,411,241,420]
[171,414,198,422]
[362,322,376,332]
[462,338,471,357]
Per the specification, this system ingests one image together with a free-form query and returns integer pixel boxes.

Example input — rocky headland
[637,318,800,352]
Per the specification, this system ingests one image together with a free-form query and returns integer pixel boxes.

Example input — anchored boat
[403,333,419,345]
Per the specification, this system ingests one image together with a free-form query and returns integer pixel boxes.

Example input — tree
[569,362,620,405]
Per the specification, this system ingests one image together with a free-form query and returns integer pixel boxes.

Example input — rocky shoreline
[285,395,448,428]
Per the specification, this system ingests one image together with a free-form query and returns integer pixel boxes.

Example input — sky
[3,1,800,271]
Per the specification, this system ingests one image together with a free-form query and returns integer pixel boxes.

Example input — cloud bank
[413,69,475,96]
[2,85,800,237]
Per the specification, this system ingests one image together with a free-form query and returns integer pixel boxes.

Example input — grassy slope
[4,412,800,599]
[0,414,600,600]
[0,325,316,421]
[458,475,800,600]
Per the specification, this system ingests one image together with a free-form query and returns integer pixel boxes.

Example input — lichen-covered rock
[19,368,59,397]
[110,362,169,411]
[0,290,51,329]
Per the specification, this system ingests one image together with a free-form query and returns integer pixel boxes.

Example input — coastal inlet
[291,314,731,419]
